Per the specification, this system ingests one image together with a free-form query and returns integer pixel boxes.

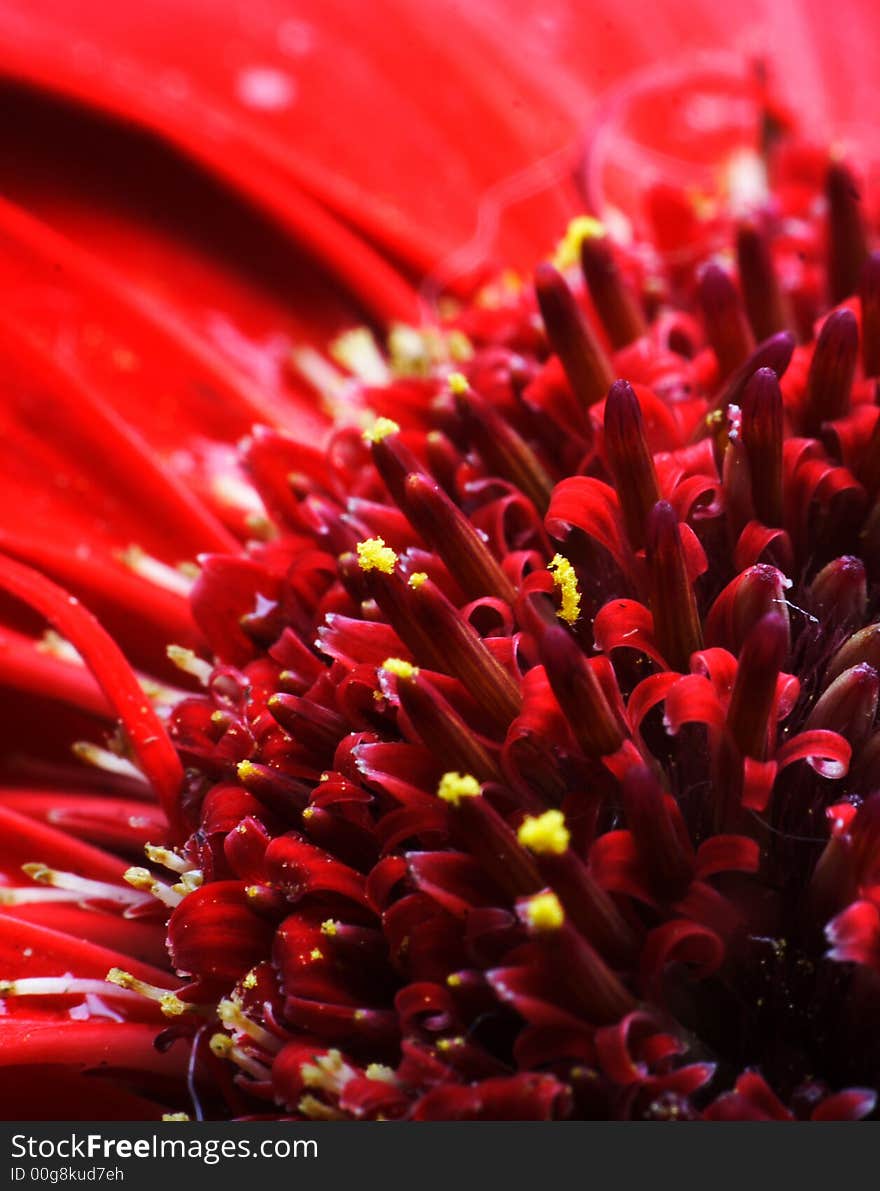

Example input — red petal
[741,757,778,812]
[546,477,630,574]
[626,672,680,737]
[0,805,126,883]
[826,897,880,970]
[0,913,173,989]
[407,852,502,916]
[695,835,760,878]
[663,674,726,733]
[0,1018,187,1079]
[167,881,276,983]
[412,1073,569,1121]
[594,599,664,667]
[776,729,851,779]
[640,919,725,1000]
[264,835,371,910]
[811,1088,878,1121]
[0,556,184,831]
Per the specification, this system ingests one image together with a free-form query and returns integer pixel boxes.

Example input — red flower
[3,0,880,1122]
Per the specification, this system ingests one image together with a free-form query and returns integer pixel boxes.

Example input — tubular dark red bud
[698,263,755,377]
[731,565,791,656]
[805,663,879,750]
[392,667,502,783]
[438,780,543,902]
[827,159,869,304]
[526,846,638,965]
[622,765,695,902]
[424,429,462,497]
[803,309,859,436]
[267,693,347,756]
[515,891,636,1023]
[401,472,518,604]
[858,253,880,378]
[741,367,784,527]
[698,331,795,437]
[579,231,646,348]
[236,760,311,817]
[361,564,521,727]
[808,556,867,627]
[722,433,753,543]
[646,501,703,673]
[403,575,523,728]
[534,262,614,408]
[825,622,880,686]
[603,380,661,550]
[736,219,788,342]
[809,833,855,926]
[726,611,789,759]
[852,728,880,790]
[539,624,625,757]
[370,427,428,509]
[337,550,374,604]
[860,494,880,580]
[809,797,880,925]
[452,380,554,513]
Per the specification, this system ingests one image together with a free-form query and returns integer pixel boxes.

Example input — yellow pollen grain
[447,371,469,396]
[548,554,581,625]
[298,1095,345,1121]
[162,1114,191,1122]
[408,571,428,589]
[242,970,258,990]
[362,417,400,444]
[517,809,570,855]
[552,215,606,271]
[446,973,462,988]
[159,992,188,1018]
[209,1033,233,1058]
[524,891,565,932]
[437,771,481,806]
[447,330,473,362]
[365,1063,396,1084]
[302,806,316,820]
[437,1037,464,1052]
[309,948,324,962]
[237,759,257,780]
[123,866,154,891]
[321,919,339,937]
[356,537,398,574]
[106,967,135,990]
[381,657,418,680]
